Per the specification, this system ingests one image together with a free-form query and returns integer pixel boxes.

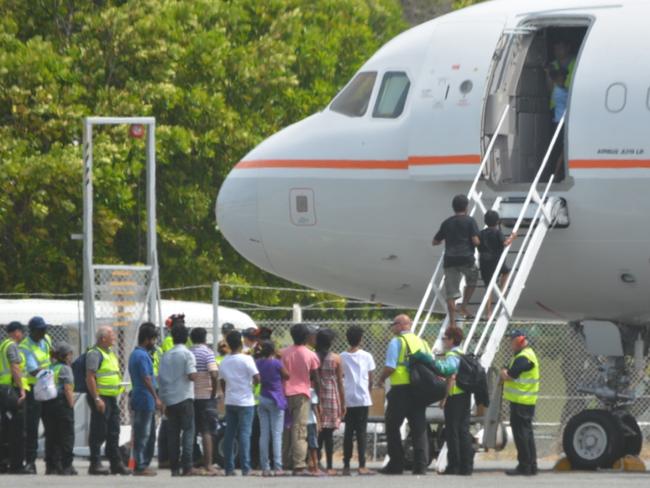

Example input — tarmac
[2,460,648,488]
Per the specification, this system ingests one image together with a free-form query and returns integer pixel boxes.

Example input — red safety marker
[129,124,145,139]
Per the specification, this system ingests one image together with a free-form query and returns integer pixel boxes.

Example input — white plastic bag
[33,369,57,401]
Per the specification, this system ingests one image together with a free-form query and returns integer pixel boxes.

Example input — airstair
[410,106,568,471]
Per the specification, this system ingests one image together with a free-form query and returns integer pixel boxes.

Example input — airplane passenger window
[373,72,410,118]
[605,83,626,113]
[330,71,377,117]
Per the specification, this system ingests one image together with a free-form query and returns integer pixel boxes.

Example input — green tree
[0,0,406,319]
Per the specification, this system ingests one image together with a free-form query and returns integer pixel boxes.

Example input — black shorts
[193,398,218,434]
[480,259,509,286]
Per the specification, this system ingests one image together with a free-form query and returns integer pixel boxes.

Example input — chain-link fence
[2,316,649,457]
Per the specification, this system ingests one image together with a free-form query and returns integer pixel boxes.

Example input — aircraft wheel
[617,412,643,456]
[563,409,623,469]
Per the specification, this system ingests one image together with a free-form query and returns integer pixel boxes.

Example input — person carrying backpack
[432,327,474,476]
[376,314,431,475]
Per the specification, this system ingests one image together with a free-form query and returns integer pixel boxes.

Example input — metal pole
[82,119,94,351]
[292,303,302,323]
[146,121,157,323]
[212,282,220,353]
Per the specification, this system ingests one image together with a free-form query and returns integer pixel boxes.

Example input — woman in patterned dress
[315,329,346,475]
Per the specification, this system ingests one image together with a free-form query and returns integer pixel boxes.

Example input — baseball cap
[506,329,527,339]
[7,321,24,333]
[28,316,48,330]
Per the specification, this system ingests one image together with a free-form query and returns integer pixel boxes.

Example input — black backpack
[401,337,447,406]
[455,352,490,407]
[72,348,102,393]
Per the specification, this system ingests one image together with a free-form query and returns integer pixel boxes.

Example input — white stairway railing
[410,111,567,471]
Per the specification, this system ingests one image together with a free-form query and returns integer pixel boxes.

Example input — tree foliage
[0,0,406,319]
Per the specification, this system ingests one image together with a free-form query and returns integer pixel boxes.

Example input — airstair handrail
[412,104,511,334]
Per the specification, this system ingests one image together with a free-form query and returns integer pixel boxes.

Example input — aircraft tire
[562,409,623,469]
[616,412,642,456]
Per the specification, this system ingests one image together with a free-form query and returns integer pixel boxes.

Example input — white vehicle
[217,0,650,470]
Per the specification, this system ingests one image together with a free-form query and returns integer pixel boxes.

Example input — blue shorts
[307,424,318,449]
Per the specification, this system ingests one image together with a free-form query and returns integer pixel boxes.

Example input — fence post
[292,303,302,324]
[212,281,219,353]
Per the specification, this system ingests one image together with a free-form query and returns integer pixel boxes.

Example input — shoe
[378,466,403,475]
[342,467,351,476]
[158,460,170,469]
[182,467,202,476]
[7,466,32,475]
[459,470,473,476]
[133,467,157,476]
[60,466,78,476]
[225,471,236,476]
[23,463,37,475]
[111,463,132,475]
[531,465,538,475]
[505,468,532,476]
[171,469,182,477]
[439,468,459,475]
[88,463,110,475]
[412,469,427,476]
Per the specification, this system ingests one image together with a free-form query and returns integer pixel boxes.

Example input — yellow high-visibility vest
[446,349,465,396]
[0,338,30,390]
[389,333,430,386]
[503,347,540,406]
[93,346,124,397]
[19,336,51,386]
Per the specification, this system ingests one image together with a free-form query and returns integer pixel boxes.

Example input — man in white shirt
[340,325,376,475]
[219,331,260,476]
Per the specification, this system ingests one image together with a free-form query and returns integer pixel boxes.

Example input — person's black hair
[171,324,189,345]
[290,323,308,345]
[316,328,336,365]
[452,194,469,213]
[346,325,364,347]
[258,340,275,358]
[138,322,158,345]
[190,327,207,344]
[484,210,500,227]
[226,330,242,352]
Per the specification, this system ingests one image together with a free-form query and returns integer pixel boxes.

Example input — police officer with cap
[0,321,29,474]
[500,329,540,476]
[19,316,52,474]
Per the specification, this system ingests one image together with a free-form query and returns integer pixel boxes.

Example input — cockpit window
[330,71,377,117]
[373,71,410,118]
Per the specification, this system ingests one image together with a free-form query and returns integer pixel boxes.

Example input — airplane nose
[216,173,274,272]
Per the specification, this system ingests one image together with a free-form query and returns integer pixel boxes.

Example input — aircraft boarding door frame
[482,19,592,186]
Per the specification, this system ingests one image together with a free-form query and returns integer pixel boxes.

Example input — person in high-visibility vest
[433,326,474,475]
[19,316,52,474]
[42,341,76,475]
[85,326,131,476]
[376,314,431,475]
[500,329,540,476]
[0,321,29,474]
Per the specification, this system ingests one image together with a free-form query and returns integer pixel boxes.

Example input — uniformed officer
[501,329,540,476]
[19,316,52,474]
[433,327,474,475]
[86,326,131,475]
[377,314,431,475]
[0,321,29,474]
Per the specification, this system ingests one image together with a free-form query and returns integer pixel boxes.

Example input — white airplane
[217,0,650,469]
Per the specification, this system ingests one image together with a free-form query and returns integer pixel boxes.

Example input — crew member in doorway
[433,195,480,328]
[501,329,540,476]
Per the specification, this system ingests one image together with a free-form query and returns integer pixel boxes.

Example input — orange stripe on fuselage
[570,159,650,169]
[235,155,481,170]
